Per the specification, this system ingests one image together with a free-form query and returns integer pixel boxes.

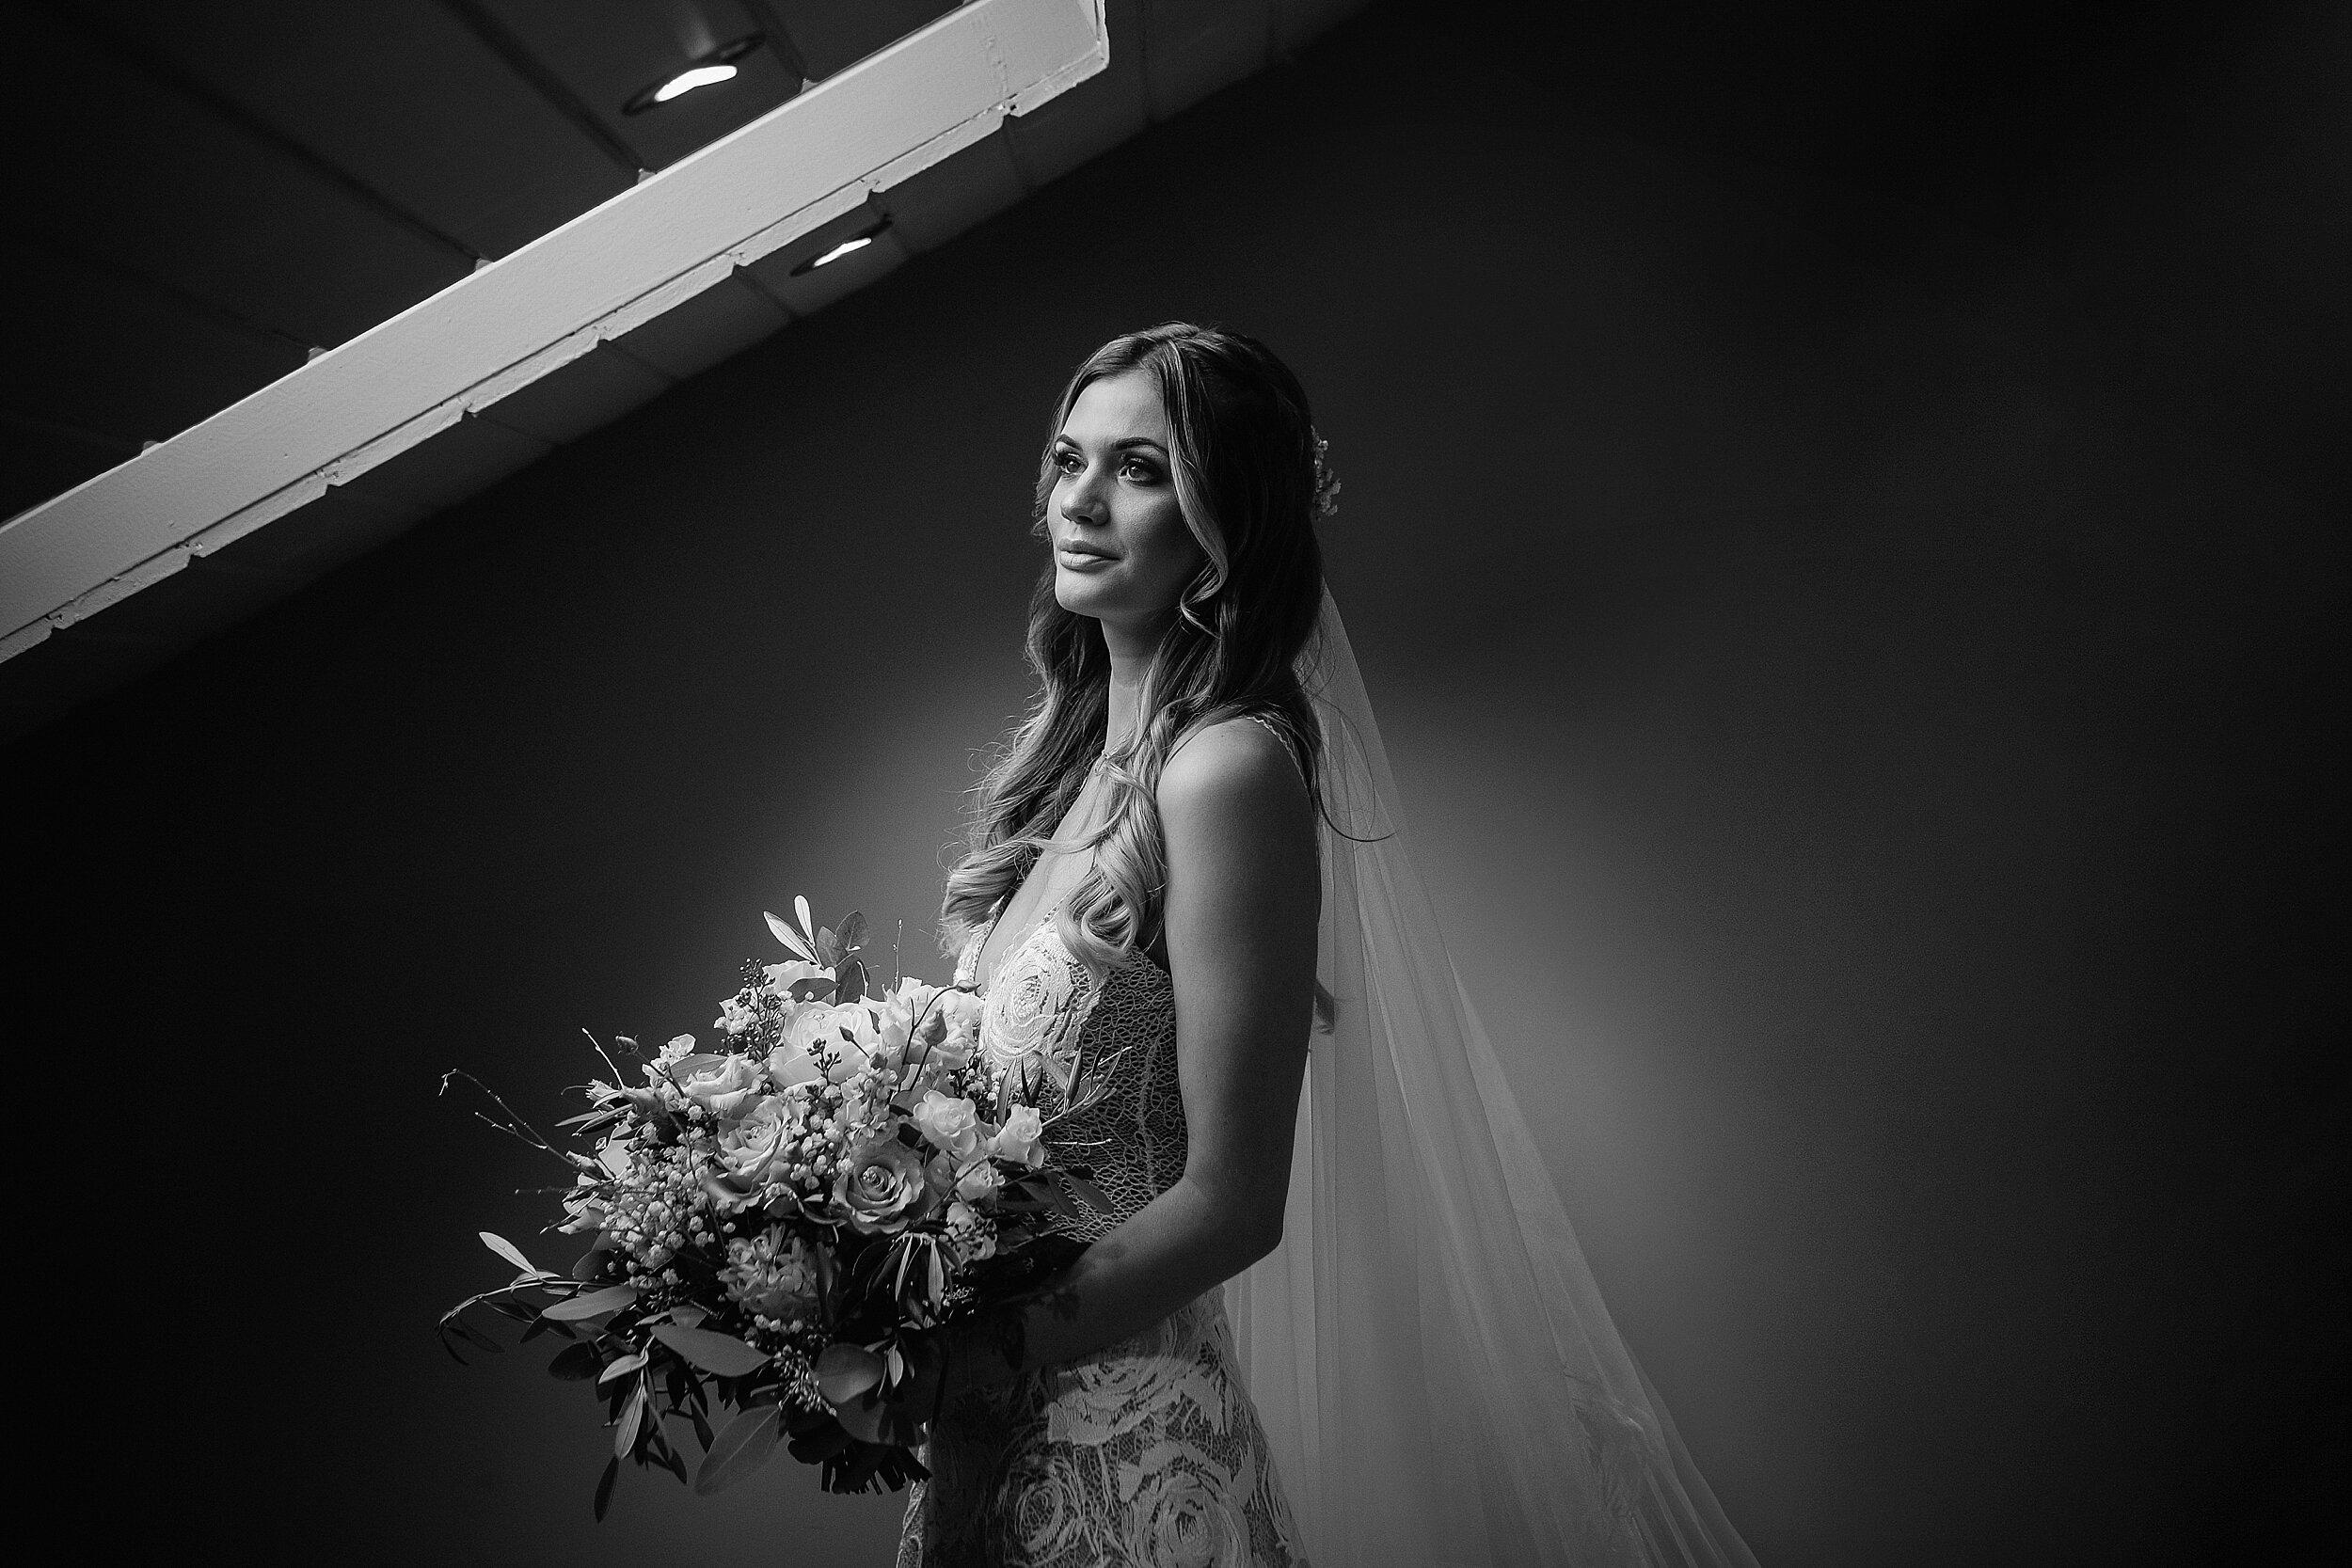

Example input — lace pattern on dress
[961,898,1189,1244]
[900,1290,1303,1568]
[897,909,1306,1565]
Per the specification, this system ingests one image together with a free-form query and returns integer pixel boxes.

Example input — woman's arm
[869,717,1319,1426]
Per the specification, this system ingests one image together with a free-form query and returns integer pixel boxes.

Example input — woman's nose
[1059,465,1108,525]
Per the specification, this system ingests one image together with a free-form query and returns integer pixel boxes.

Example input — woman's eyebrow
[1052,433,1168,451]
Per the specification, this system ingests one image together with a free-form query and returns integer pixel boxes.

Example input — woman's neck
[1098,610,1174,752]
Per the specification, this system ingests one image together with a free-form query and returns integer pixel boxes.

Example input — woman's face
[1047,372,1207,632]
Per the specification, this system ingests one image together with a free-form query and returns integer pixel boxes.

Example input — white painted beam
[0,0,1376,740]
[0,0,1111,658]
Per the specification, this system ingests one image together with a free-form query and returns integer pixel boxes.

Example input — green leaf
[614,1381,647,1458]
[598,1351,649,1386]
[812,1244,838,1326]
[479,1231,539,1275]
[831,1440,886,1495]
[544,1284,636,1322]
[814,1341,884,1406]
[548,1342,601,1381]
[447,1318,503,1355]
[667,1304,707,1330]
[693,1404,784,1495]
[789,1427,850,1464]
[593,1454,620,1522]
[784,1402,836,1436]
[764,910,816,963]
[835,911,868,957]
[1065,1174,1117,1215]
[649,1323,770,1377]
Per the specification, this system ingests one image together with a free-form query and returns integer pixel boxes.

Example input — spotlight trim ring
[623,33,765,116]
[789,221,892,277]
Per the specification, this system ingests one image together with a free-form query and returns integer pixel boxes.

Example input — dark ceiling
[0,1,959,523]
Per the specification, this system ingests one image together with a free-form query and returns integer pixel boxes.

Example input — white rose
[668,1052,766,1121]
[831,1138,934,1235]
[824,1005,880,1083]
[936,988,984,1044]
[774,1000,831,1065]
[716,1095,798,1186]
[871,978,923,1061]
[766,1038,822,1091]
[782,1002,877,1083]
[955,1159,1003,1203]
[913,1090,983,1159]
[989,1104,1046,1168]
[771,1000,872,1082]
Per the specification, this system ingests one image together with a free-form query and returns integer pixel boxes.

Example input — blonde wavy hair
[941,324,1328,975]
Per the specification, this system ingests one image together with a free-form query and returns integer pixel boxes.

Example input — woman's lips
[1057,546,1117,570]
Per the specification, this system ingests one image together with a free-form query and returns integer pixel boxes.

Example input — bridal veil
[1223,594,1759,1568]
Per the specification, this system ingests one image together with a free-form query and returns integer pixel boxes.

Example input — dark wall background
[10,4,2345,1563]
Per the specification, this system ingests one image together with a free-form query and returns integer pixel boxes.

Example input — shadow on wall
[8,2,2346,1563]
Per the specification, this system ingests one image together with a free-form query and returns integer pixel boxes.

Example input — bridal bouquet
[440,897,1108,1517]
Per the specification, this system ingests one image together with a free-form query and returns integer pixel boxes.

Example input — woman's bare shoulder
[1157,716,1310,828]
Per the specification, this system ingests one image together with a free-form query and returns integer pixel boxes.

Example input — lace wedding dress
[893,895,1308,1567]
[898,595,1756,1566]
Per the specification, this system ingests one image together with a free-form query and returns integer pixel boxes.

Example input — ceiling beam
[0,0,1111,659]
[0,0,1379,742]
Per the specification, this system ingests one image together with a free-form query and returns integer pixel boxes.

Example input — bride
[866,324,1757,1568]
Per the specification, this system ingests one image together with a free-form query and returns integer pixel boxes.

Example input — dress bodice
[958,902,1185,1242]
[903,758,1306,1567]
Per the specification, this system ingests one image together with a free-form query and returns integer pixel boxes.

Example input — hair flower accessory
[1310,427,1342,519]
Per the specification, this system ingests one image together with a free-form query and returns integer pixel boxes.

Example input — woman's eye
[1053,450,1083,474]
[1120,458,1158,483]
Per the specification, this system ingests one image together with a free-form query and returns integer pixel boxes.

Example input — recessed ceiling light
[805,236,869,270]
[624,34,763,115]
[655,63,737,103]
[790,223,890,276]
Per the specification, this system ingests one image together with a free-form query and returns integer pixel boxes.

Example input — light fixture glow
[808,235,873,270]
[653,62,738,103]
[623,34,762,116]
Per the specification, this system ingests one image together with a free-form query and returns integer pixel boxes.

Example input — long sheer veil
[1224,594,1759,1568]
